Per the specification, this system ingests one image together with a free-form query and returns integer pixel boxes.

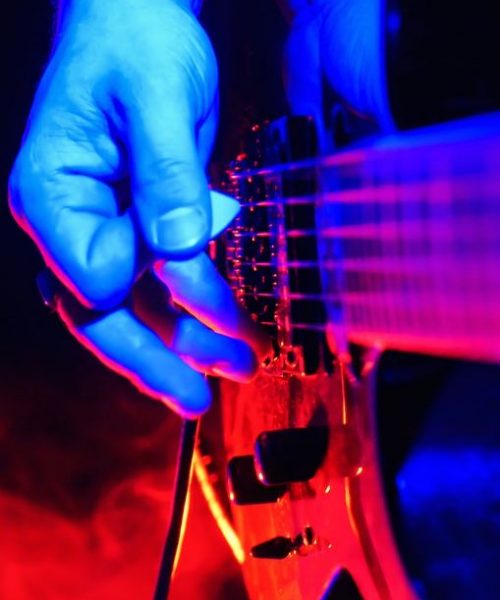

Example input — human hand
[284,0,393,132]
[9,0,268,417]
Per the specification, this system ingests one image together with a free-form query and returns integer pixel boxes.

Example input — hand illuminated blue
[9,0,268,417]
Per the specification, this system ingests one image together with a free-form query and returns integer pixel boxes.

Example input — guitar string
[222,132,500,351]
[231,289,489,303]
[226,258,484,275]
[227,132,500,179]
[227,218,495,239]
[231,175,496,209]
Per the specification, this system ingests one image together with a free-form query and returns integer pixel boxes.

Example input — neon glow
[193,449,246,565]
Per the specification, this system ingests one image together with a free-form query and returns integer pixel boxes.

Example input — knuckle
[8,152,33,219]
[8,147,51,227]
[137,155,205,204]
[75,274,128,311]
[174,315,200,344]
[65,218,135,311]
[141,156,194,187]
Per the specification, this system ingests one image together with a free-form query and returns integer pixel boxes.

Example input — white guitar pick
[209,190,240,239]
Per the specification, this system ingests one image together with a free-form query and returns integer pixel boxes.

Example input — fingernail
[152,206,208,254]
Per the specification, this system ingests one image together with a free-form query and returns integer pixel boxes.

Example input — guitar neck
[319,113,500,363]
[226,113,500,365]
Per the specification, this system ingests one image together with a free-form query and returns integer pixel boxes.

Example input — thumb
[124,84,213,259]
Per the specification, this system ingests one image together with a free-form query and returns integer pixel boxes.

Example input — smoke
[0,352,246,600]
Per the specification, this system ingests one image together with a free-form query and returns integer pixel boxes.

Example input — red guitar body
[218,360,414,600]
[196,1,500,598]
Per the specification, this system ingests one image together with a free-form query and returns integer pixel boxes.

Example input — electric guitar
[195,1,500,598]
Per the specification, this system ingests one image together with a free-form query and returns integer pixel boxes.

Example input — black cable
[153,418,199,600]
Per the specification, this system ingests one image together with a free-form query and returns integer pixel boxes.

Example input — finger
[155,253,271,359]
[167,314,258,383]
[130,274,258,383]
[9,155,138,310]
[120,62,217,259]
[47,280,212,418]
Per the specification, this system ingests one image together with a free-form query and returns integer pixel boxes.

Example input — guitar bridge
[219,116,334,375]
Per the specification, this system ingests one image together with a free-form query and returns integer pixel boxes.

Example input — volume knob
[254,427,329,485]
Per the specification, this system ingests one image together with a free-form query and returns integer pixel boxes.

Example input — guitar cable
[152,417,199,600]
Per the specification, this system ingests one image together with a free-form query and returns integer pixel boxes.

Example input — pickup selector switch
[255,426,329,485]
[250,536,295,559]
